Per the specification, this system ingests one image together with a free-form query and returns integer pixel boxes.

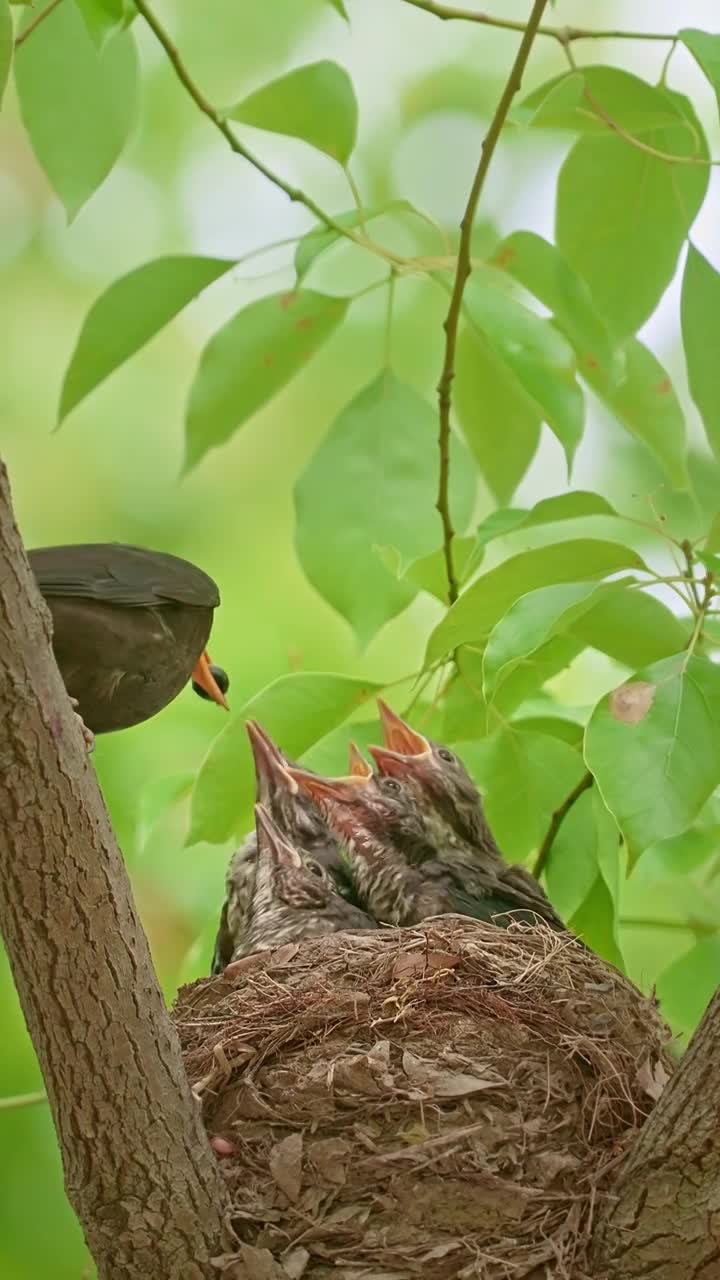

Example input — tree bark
[592,985,720,1278]
[0,461,235,1280]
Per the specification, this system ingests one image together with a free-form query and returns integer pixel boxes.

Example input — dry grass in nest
[173,917,672,1280]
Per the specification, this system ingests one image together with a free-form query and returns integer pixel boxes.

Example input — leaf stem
[532,770,593,879]
[383,269,397,369]
[133,0,405,268]
[0,1089,47,1110]
[14,0,64,48]
[435,0,550,607]
[400,1,675,45]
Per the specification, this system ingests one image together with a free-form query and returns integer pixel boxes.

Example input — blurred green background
[2,0,720,1274]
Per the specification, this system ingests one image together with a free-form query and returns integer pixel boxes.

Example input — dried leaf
[282,1246,310,1279]
[402,1050,434,1084]
[432,1071,502,1098]
[269,1133,303,1202]
[308,1137,350,1184]
[392,949,426,980]
[426,949,460,972]
[608,680,656,724]
[635,1056,671,1101]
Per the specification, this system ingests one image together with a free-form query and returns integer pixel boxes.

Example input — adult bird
[29,543,229,742]
[288,764,567,932]
[210,720,354,973]
[368,700,563,927]
[226,805,377,963]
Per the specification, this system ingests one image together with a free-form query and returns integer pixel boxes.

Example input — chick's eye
[307,861,324,877]
[438,748,454,763]
[382,778,401,793]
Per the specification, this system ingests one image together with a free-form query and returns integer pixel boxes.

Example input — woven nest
[173,917,672,1280]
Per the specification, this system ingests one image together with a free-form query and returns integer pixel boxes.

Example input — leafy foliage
[6,14,720,1239]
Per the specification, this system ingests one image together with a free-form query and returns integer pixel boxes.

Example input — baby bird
[288,764,564,931]
[230,804,377,960]
[210,721,353,972]
[368,700,564,929]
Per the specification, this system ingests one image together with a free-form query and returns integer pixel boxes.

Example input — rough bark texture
[0,462,235,1280]
[592,986,720,1279]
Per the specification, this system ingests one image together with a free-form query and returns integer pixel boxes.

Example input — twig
[400,0,674,45]
[620,917,717,933]
[0,1089,47,1110]
[532,770,593,879]
[14,0,64,48]
[681,539,702,612]
[133,0,404,268]
[435,0,550,606]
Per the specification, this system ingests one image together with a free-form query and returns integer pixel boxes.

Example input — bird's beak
[368,743,422,780]
[376,699,430,756]
[191,650,229,709]
[254,803,302,869]
[287,766,371,806]
[246,721,298,793]
[348,741,373,778]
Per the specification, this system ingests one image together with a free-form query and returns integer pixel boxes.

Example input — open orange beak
[376,699,430,756]
[287,766,372,807]
[191,650,229,710]
[348,741,373,779]
[246,720,297,791]
[255,803,302,869]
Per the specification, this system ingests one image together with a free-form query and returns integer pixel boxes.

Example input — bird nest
[173,917,672,1280]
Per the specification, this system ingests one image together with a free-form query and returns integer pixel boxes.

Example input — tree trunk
[592,985,720,1278]
[0,461,235,1280]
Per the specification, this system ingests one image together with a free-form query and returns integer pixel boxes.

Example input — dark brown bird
[30,543,229,739]
[289,765,566,932]
[229,804,377,960]
[210,720,355,973]
[368,700,563,926]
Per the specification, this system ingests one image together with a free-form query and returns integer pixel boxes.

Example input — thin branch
[435,0,550,606]
[620,917,717,933]
[532,770,594,879]
[400,0,675,45]
[133,0,404,268]
[14,0,64,48]
[0,1089,47,1110]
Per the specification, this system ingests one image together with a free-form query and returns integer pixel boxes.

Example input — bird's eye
[382,778,401,793]
[437,748,454,763]
[306,860,324,877]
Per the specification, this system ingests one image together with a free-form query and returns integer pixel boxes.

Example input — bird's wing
[29,543,220,609]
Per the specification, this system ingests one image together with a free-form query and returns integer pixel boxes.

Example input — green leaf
[680,30,720,121]
[227,61,357,164]
[513,714,584,747]
[570,875,624,970]
[426,539,647,664]
[681,244,720,461]
[185,290,348,471]
[492,231,617,383]
[294,373,477,645]
[570,588,689,669]
[509,72,586,130]
[75,0,126,49]
[0,0,11,108]
[705,511,720,553]
[483,579,632,699]
[188,673,381,845]
[454,327,540,504]
[59,256,236,424]
[656,937,720,1036]
[519,66,690,135]
[15,3,139,220]
[546,788,615,921]
[459,728,586,862]
[583,337,688,488]
[138,772,194,850]
[556,85,708,339]
[326,0,349,18]
[585,654,720,860]
[464,490,618,579]
[463,274,583,469]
